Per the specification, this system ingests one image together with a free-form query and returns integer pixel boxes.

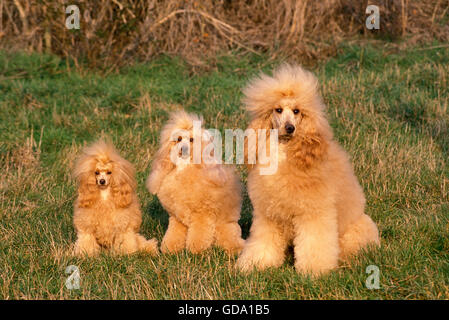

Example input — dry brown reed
[0,0,447,69]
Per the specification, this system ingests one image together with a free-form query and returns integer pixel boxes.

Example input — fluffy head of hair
[74,140,136,208]
[159,109,203,144]
[146,110,218,194]
[243,64,333,169]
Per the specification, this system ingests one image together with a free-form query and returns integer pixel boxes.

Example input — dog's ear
[244,115,272,170]
[288,133,328,169]
[111,160,136,208]
[112,179,133,208]
[288,114,330,169]
[146,142,175,195]
[77,174,99,208]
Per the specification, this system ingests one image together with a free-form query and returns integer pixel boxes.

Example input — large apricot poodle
[237,64,380,276]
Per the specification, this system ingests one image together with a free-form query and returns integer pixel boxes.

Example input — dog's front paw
[236,243,285,272]
[294,257,338,277]
[236,253,256,272]
[73,242,100,257]
[224,238,245,256]
[143,238,159,255]
[161,236,185,254]
[185,226,214,254]
[236,249,277,272]
[186,238,211,254]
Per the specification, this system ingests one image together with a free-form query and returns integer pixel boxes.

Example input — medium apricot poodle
[237,64,380,276]
[73,140,158,256]
[147,110,244,254]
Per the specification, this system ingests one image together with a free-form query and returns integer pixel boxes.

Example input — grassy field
[0,42,448,299]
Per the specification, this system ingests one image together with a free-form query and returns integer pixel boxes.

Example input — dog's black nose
[99,179,106,185]
[285,124,295,134]
[181,145,189,156]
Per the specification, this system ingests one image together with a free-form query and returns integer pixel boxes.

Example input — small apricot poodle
[146,110,244,254]
[237,64,380,276]
[73,140,158,256]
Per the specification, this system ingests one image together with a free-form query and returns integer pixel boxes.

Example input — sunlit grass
[0,43,448,299]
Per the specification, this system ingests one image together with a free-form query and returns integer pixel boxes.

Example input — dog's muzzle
[285,123,295,134]
[180,145,190,159]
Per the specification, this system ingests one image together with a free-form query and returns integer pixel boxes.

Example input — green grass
[0,42,448,299]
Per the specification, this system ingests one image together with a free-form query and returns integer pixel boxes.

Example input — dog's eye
[95,171,99,175]
[107,171,112,175]
[293,109,300,114]
[275,108,283,113]
[190,138,194,142]
[177,136,182,142]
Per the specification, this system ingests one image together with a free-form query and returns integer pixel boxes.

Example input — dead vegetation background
[0,0,448,69]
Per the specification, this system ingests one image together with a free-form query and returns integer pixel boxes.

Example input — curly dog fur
[73,140,158,256]
[237,64,380,276]
[147,110,244,255]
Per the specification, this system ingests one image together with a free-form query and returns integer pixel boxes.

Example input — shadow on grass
[145,197,169,231]
[239,190,253,239]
